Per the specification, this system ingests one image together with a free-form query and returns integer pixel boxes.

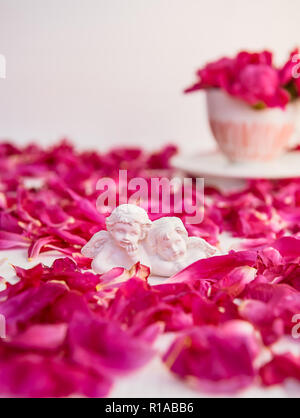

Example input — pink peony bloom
[185,49,297,108]
[184,57,235,92]
[228,64,290,109]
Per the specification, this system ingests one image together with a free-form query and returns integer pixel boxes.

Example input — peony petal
[0,354,112,398]
[0,231,30,250]
[260,353,300,386]
[67,312,155,376]
[167,251,257,283]
[0,282,68,336]
[7,323,68,351]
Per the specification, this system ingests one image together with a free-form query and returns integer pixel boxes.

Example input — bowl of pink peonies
[185,50,300,162]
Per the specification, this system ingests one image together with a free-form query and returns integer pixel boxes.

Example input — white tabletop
[1,230,299,398]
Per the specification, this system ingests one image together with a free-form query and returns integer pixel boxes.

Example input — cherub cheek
[116,234,125,242]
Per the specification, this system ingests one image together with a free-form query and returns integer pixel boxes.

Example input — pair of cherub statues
[82,204,217,277]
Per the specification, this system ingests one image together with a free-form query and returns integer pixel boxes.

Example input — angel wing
[187,237,218,257]
[81,230,110,258]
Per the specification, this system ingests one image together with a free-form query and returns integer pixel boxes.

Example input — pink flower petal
[164,321,260,394]
[67,312,155,376]
[260,353,300,386]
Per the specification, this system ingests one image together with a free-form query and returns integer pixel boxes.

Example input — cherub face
[157,231,187,261]
[110,222,142,248]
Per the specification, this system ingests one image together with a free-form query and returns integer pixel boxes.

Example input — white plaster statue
[82,204,218,277]
[81,204,152,274]
[145,217,218,277]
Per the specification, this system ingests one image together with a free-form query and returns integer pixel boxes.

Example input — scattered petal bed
[0,141,299,397]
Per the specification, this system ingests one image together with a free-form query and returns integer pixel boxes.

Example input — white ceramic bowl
[206,89,297,162]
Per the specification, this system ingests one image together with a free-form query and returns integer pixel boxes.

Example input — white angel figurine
[82,204,152,274]
[145,217,218,277]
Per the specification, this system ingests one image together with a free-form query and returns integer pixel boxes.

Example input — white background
[0,2,300,397]
[0,0,299,153]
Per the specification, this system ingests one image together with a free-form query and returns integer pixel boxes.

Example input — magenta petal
[0,212,23,234]
[0,282,68,335]
[0,354,112,398]
[213,266,257,300]
[0,231,30,249]
[0,263,45,298]
[8,324,68,351]
[240,283,300,345]
[164,321,259,394]
[260,353,300,386]
[272,236,300,260]
[167,251,257,283]
[28,237,56,259]
[2,139,300,396]
[67,312,155,376]
[42,258,101,293]
[48,291,91,323]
